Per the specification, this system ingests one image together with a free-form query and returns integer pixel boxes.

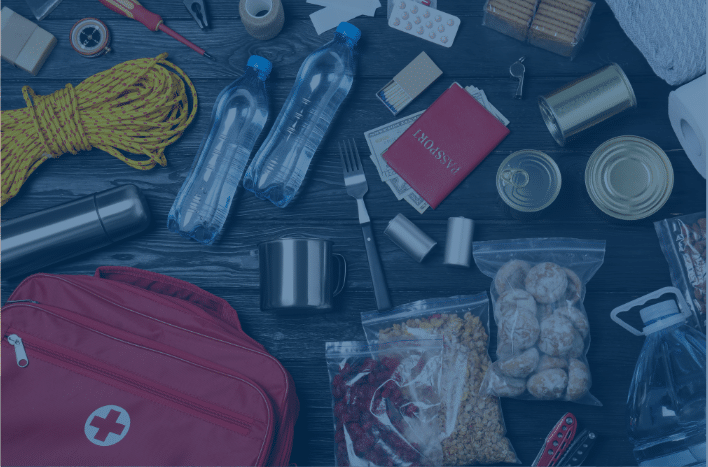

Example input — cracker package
[362,294,520,465]
[482,0,595,58]
[473,238,605,405]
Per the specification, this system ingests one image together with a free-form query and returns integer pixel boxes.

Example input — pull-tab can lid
[336,22,361,44]
[585,136,673,221]
[497,150,561,213]
[247,55,273,79]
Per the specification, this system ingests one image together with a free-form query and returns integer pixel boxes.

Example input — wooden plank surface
[2,0,705,465]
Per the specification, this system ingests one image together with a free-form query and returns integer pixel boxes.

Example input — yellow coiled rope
[1,53,197,206]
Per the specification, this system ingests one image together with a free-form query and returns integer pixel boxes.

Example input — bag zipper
[3,332,254,435]
[13,275,292,410]
[7,334,29,367]
[5,276,288,464]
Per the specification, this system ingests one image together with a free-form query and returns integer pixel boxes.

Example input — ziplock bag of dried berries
[655,212,706,332]
[325,339,444,467]
[361,294,520,465]
[473,238,605,405]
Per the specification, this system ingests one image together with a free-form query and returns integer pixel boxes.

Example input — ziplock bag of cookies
[325,339,444,467]
[473,238,605,405]
[655,212,706,332]
[361,294,520,465]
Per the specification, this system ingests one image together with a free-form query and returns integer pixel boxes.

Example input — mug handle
[332,253,347,297]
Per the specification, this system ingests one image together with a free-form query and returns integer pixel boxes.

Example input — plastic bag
[473,238,605,405]
[326,339,444,467]
[361,294,520,465]
[24,0,62,20]
[655,212,706,332]
[387,0,437,19]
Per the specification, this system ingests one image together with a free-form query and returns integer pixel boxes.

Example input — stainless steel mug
[258,237,347,312]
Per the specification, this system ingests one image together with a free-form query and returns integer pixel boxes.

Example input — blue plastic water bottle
[168,56,271,244]
[243,22,360,208]
[613,289,706,466]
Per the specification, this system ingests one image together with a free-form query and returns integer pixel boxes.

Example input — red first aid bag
[1,266,299,466]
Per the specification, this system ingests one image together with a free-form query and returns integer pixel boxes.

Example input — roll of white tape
[239,0,285,40]
[669,74,707,178]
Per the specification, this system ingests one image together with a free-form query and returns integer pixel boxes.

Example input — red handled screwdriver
[99,0,215,61]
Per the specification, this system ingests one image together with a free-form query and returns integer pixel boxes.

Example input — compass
[70,18,111,58]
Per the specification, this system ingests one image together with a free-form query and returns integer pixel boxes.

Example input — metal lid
[497,150,562,212]
[95,185,151,243]
[585,136,674,221]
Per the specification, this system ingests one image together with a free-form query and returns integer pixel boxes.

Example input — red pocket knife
[532,412,578,467]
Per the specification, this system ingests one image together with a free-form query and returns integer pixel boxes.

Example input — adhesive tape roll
[239,0,285,40]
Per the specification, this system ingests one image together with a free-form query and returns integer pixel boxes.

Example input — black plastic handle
[361,222,392,311]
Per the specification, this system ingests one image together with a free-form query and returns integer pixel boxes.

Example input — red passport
[382,83,510,209]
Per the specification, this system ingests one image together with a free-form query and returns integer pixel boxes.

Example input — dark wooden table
[2,0,706,465]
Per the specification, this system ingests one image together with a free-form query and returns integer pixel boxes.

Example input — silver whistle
[510,57,525,99]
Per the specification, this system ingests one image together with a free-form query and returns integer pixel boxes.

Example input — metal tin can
[585,136,674,221]
[497,150,562,218]
[539,63,637,146]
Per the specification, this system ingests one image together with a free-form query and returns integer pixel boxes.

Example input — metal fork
[339,139,392,311]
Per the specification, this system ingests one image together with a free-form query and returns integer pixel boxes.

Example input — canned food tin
[497,150,562,214]
[585,136,674,221]
[539,63,637,146]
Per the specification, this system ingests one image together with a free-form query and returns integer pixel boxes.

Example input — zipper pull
[7,334,29,367]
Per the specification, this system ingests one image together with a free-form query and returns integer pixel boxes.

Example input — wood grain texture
[1,0,705,465]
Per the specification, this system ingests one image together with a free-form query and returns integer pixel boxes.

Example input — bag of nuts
[473,238,605,405]
[361,294,520,465]
[326,339,445,467]
[655,212,706,332]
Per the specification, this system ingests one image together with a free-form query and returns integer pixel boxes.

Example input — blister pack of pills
[388,1,461,48]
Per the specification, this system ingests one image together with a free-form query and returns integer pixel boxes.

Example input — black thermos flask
[2,185,151,278]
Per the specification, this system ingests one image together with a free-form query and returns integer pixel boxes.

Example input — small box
[1,6,57,75]
[376,51,442,116]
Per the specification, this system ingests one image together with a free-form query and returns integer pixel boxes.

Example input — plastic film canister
[443,216,474,268]
[384,213,436,262]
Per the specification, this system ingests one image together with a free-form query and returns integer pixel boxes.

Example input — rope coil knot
[22,83,93,158]
[1,54,198,206]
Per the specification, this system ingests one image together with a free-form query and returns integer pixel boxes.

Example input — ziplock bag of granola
[361,294,519,465]
[473,238,605,405]
[655,212,706,332]
[326,339,444,467]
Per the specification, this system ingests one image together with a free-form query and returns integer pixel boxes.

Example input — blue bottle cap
[247,55,272,79]
[336,22,361,44]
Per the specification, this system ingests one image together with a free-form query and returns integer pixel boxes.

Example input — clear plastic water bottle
[168,56,271,244]
[243,22,360,208]
[614,291,706,466]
